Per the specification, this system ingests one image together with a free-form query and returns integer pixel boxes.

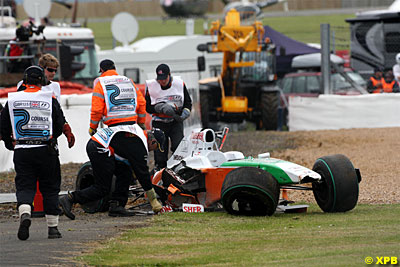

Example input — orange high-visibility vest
[381,79,396,93]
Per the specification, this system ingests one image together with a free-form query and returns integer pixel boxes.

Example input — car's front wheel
[312,154,360,212]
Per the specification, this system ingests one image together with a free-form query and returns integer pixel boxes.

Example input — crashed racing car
[76,128,361,216]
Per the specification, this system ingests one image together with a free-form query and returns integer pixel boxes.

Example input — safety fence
[288,93,400,131]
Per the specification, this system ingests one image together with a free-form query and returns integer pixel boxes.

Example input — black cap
[25,66,44,78]
[99,59,115,73]
[24,66,46,86]
[156,63,170,80]
[151,128,166,152]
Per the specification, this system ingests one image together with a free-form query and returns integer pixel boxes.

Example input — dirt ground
[1,127,399,208]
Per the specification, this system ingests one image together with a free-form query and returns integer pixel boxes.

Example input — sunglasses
[46,67,57,73]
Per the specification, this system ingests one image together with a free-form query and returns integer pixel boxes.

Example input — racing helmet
[396,53,400,65]
[23,66,47,86]
[150,128,166,152]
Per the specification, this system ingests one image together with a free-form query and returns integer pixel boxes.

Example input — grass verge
[78,203,400,266]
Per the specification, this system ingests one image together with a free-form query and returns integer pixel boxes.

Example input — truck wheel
[75,161,110,213]
[261,92,279,130]
[312,154,359,212]
[221,167,279,216]
[200,91,210,128]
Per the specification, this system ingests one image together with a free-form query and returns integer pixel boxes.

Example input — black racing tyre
[200,90,210,128]
[221,167,280,216]
[312,154,359,212]
[261,92,279,130]
[75,161,110,213]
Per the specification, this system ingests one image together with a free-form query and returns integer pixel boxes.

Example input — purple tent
[263,26,320,77]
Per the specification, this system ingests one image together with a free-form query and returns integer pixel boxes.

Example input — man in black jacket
[0,66,65,240]
[145,64,192,170]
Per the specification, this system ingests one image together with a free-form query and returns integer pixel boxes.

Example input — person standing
[89,59,146,133]
[145,63,192,170]
[0,66,65,240]
[5,25,33,73]
[87,59,162,212]
[380,71,400,93]
[393,53,400,85]
[59,125,166,219]
[367,68,383,93]
[17,53,75,148]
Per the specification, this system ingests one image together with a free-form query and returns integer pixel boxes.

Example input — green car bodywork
[221,157,319,185]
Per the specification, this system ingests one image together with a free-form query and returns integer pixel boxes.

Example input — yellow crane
[198,9,280,130]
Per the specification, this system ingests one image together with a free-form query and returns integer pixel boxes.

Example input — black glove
[47,138,59,156]
[154,103,176,117]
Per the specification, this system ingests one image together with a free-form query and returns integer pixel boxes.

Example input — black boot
[108,200,136,217]
[59,192,75,220]
[48,226,62,239]
[17,213,31,241]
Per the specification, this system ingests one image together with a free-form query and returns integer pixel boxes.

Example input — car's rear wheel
[75,161,110,213]
[312,154,359,212]
[221,167,280,216]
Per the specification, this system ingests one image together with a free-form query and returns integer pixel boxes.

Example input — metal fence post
[321,23,331,94]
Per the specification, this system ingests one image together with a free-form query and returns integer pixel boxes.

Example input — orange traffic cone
[32,181,45,217]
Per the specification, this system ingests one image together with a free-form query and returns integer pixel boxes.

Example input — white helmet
[396,53,400,65]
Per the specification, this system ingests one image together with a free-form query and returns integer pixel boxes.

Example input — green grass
[78,204,400,266]
[89,14,354,50]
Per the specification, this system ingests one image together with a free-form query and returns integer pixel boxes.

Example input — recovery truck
[197,9,281,130]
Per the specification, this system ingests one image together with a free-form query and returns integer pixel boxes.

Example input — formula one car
[150,127,361,215]
[76,128,361,216]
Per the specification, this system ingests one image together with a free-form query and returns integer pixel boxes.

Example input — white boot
[46,214,62,239]
[17,204,31,241]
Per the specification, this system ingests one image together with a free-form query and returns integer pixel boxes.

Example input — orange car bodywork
[152,167,237,207]
[201,167,236,207]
